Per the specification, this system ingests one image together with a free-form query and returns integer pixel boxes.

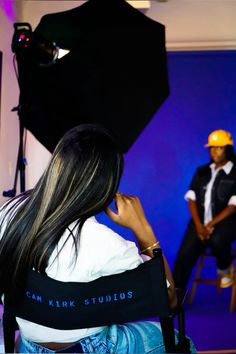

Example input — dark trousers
[173,219,236,288]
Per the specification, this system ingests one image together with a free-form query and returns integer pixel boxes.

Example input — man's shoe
[218,265,235,288]
[220,273,234,288]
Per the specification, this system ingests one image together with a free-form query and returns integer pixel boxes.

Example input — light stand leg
[2,112,26,198]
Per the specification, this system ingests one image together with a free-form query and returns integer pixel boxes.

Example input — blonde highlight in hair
[0,124,124,298]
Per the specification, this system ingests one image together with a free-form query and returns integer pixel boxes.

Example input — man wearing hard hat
[173,129,236,289]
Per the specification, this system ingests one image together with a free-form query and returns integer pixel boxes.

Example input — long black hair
[0,124,124,298]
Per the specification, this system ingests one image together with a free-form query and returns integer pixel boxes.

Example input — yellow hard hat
[204,129,234,147]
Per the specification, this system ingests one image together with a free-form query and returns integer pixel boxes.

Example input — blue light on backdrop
[98,50,236,271]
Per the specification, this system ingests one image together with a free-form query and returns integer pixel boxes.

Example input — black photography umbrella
[15,0,169,153]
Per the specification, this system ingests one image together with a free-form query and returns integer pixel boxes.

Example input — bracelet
[141,241,160,254]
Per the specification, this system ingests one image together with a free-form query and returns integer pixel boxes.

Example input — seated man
[173,129,236,289]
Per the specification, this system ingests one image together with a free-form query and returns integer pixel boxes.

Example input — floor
[182,277,236,352]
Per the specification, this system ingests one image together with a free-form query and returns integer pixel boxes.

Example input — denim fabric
[18,321,197,353]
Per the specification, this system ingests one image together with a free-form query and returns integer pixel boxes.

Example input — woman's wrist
[132,222,154,240]
[132,222,161,254]
[140,241,160,254]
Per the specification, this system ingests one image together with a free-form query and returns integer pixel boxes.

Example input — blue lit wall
[98,50,236,271]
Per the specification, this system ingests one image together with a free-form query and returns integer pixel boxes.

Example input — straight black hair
[0,124,124,300]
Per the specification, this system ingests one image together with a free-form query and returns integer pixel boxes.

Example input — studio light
[11,22,69,67]
[11,0,169,154]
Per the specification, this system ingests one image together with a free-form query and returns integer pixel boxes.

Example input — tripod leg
[18,121,26,193]
[2,119,26,197]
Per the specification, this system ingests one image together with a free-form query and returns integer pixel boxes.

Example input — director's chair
[3,249,191,353]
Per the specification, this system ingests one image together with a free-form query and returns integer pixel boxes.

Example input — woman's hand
[106,192,157,249]
[106,193,150,235]
[106,192,177,309]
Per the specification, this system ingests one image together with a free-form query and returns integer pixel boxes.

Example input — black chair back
[3,249,190,353]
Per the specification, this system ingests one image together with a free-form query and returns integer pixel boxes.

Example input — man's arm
[206,205,236,229]
[188,199,211,240]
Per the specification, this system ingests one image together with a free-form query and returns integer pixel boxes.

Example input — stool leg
[216,275,222,296]
[230,284,236,312]
[230,268,236,312]
[188,254,205,304]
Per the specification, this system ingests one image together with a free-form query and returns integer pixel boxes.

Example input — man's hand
[206,220,215,234]
[195,222,211,241]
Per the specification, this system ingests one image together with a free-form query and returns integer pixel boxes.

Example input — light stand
[2,22,59,198]
[2,23,31,198]
[2,106,26,198]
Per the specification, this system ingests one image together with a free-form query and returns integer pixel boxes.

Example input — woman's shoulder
[79,217,142,277]
[80,217,141,262]
[81,216,133,248]
[48,216,143,282]
[0,191,30,214]
[0,193,27,222]
[0,193,29,240]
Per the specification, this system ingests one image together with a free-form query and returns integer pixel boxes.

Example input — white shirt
[0,200,145,343]
[185,161,236,224]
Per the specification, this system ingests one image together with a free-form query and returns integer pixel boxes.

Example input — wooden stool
[188,248,236,312]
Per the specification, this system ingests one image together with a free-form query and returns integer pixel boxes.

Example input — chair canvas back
[13,254,170,327]
[3,249,172,352]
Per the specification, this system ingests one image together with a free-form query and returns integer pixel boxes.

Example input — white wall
[21,0,236,51]
[147,0,236,50]
[1,0,236,205]
[0,3,20,205]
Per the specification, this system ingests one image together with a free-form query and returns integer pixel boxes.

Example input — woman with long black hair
[0,124,194,353]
